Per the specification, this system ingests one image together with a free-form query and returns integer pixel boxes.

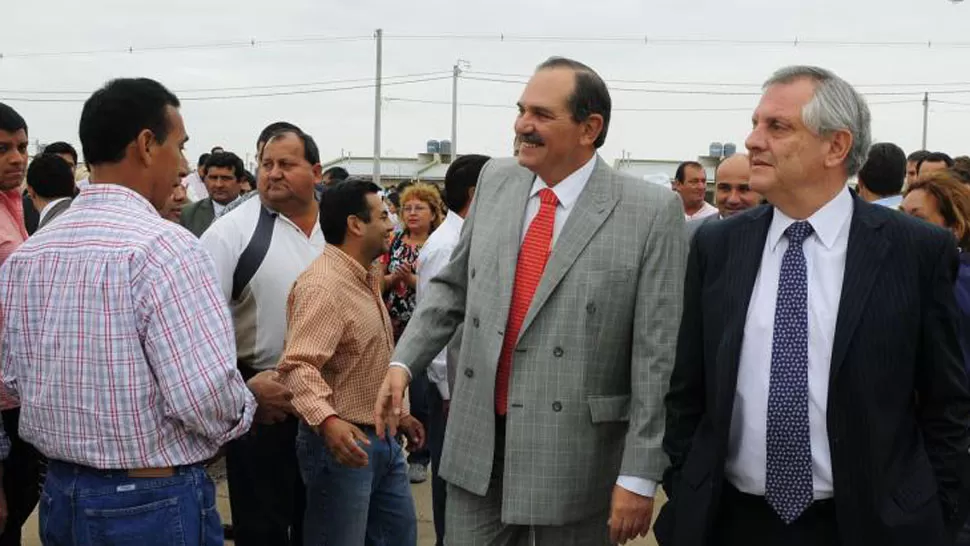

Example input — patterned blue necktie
[765,220,814,524]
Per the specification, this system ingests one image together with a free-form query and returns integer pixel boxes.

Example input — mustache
[519,133,544,146]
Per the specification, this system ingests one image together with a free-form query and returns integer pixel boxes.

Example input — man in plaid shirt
[0,79,271,545]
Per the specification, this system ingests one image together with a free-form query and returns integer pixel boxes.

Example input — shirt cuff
[390,362,412,379]
[616,476,657,497]
[433,375,450,400]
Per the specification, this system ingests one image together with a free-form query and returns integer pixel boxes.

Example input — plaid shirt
[278,245,407,427]
[0,184,255,469]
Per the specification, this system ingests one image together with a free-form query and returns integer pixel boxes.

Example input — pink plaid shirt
[0,184,255,469]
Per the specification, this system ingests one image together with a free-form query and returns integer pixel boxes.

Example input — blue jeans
[39,460,221,546]
[296,422,417,546]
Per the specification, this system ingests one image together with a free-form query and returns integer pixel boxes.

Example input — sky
[3,0,970,171]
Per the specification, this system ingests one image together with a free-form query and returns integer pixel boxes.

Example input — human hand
[319,417,371,468]
[608,485,654,544]
[247,370,294,425]
[374,366,412,439]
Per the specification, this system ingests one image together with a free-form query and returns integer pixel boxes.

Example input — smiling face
[514,67,602,185]
[674,164,707,210]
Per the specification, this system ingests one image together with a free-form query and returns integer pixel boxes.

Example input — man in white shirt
[658,66,970,546]
[685,154,762,241]
[674,160,717,221]
[414,153,490,546]
[25,153,75,231]
[181,152,209,202]
[180,151,244,237]
[201,127,326,546]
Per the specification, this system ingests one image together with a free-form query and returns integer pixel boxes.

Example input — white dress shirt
[38,197,71,226]
[726,185,853,499]
[212,200,227,218]
[522,155,596,245]
[416,210,465,400]
[685,200,718,221]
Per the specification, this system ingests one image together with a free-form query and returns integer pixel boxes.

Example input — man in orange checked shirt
[277,178,425,546]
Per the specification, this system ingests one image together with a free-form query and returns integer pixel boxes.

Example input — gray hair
[764,66,871,177]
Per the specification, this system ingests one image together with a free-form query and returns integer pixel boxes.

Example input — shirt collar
[39,197,71,224]
[529,155,597,211]
[325,245,370,284]
[441,210,464,232]
[74,184,158,216]
[767,185,853,252]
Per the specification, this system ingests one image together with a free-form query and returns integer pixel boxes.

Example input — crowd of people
[0,55,968,546]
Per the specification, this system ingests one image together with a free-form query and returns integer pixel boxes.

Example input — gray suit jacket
[392,156,687,525]
[685,213,719,242]
[180,198,216,238]
[36,198,72,231]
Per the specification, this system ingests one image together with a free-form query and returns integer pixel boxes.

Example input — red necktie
[495,188,559,415]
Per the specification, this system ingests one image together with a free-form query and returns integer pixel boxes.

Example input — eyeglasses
[402,205,430,213]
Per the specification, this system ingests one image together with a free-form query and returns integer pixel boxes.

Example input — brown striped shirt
[277,245,406,427]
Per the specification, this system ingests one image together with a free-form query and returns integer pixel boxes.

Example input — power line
[0,76,451,103]
[465,70,970,89]
[385,96,919,111]
[0,35,373,59]
[460,75,970,97]
[7,32,970,61]
[0,71,452,95]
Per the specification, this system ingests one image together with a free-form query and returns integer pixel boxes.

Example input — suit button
[464,368,474,378]
[586,302,596,314]
[553,347,564,357]
[473,317,480,328]
[471,268,476,279]
[552,401,563,412]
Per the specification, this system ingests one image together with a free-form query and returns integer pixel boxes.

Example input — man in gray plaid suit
[375,56,687,545]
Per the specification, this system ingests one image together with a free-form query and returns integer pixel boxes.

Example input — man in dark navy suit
[657,65,970,546]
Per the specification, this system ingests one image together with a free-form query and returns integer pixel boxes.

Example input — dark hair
[535,57,611,149]
[674,161,705,183]
[917,152,955,174]
[0,102,27,137]
[256,121,301,151]
[242,169,256,185]
[444,154,490,213]
[197,153,210,168]
[264,129,320,165]
[318,178,382,245]
[43,141,78,164]
[323,166,349,182]
[857,142,907,197]
[210,146,224,154]
[27,153,76,199]
[203,151,245,180]
[387,191,401,208]
[80,78,180,165]
[907,150,930,164]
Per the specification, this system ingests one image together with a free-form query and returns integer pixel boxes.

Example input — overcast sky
[3,0,970,170]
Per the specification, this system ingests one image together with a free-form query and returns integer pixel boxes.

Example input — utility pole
[922,92,929,150]
[451,63,460,161]
[373,29,383,187]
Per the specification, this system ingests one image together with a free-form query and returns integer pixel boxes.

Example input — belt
[126,467,176,478]
[49,459,179,479]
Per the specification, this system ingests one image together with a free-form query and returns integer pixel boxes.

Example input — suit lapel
[497,168,536,324]
[518,157,618,341]
[714,206,773,426]
[829,198,890,381]
[202,199,215,225]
